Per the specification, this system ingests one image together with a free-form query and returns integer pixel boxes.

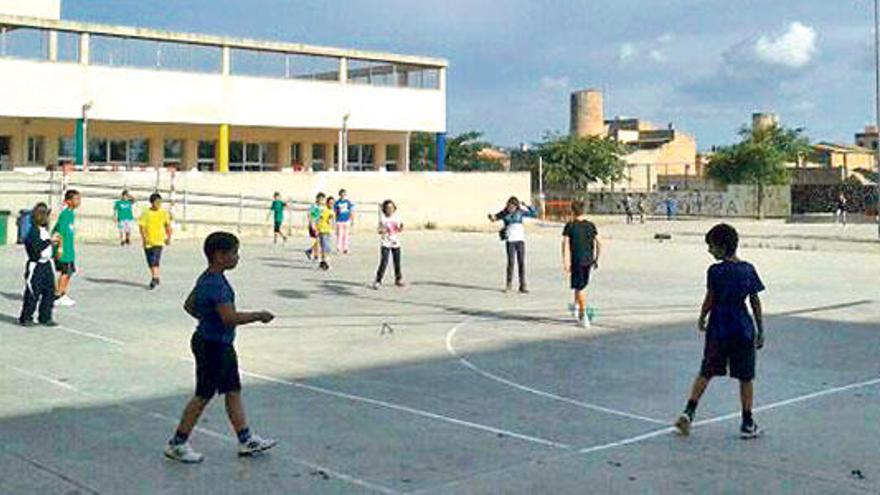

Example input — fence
[791,185,879,216]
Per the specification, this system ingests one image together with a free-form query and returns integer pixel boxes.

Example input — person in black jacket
[19,203,59,327]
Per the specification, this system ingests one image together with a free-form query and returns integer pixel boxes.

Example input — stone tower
[752,112,779,132]
[570,89,605,138]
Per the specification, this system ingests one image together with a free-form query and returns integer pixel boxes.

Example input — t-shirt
[114,200,134,222]
[317,206,335,234]
[379,213,403,248]
[497,206,537,243]
[334,199,354,223]
[25,225,53,263]
[52,208,76,263]
[270,200,285,223]
[562,219,598,267]
[308,204,322,224]
[193,271,237,345]
[706,260,765,342]
[138,208,171,248]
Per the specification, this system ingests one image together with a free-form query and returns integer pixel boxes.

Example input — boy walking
[138,193,173,290]
[305,192,325,261]
[268,192,288,244]
[317,196,336,270]
[164,232,276,463]
[675,223,765,439]
[562,200,600,328]
[19,202,58,327]
[114,190,136,246]
[53,189,80,308]
[334,189,355,254]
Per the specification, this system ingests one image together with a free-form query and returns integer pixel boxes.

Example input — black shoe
[304,249,312,261]
[18,319,35,327]
[519,287,530,294]
[39,320,59,327]
[149,279,158,290]
[319,261,330,271]
[740,421,760,439]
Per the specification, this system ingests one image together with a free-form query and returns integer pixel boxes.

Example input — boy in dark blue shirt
[675,223,765,439]
[165,232,277,463]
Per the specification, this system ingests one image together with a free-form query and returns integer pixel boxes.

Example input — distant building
[855,125,879,151]
[793,142,876,185]
[569,89,697,191]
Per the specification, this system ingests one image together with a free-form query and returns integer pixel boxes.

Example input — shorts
[144,247,163,268]
[191,332,241,399]
[309,226,318,238]
[118,220,135,234]
[274,220,283,233]
[56,261,76,275]
[700,338,756,381]
[319,233,333,253]
[570,264,592,291]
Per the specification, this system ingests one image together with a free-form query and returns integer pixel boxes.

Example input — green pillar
[74,118,85,165]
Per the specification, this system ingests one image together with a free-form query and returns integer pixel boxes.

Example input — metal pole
[538,155,545,220]
[237,192,243,233]
[874,0,880,238]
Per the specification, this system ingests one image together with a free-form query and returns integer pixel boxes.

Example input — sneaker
[519,287,530,294]
[55,295,75,307]
[395,279,406,287]
[304,249,312,261]
[371,282,381,290]
[39,320,59,327]
[164,442,204,463]
[578,313,591,329]
[238,434,277,456]
[149,279,158,290]
[503,284,513,293]
[568,303,578,319]
[319,261,330,271]
[675,412,692,436]
[18,319,35,327]
[740,421,760,439]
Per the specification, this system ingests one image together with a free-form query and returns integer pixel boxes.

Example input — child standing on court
[114,190,136,246]
[305,192,325,262]
[488,197,537,293]
[268,192,287,244]
[164,232,276,463]
[372,199,404,289]
[19,202,59,327]
[316,196,336,270]
[138,192,173,290]
[334,189,355,254]
[675,223,765,439]
[562,200,600,328]
[53,189,80,308]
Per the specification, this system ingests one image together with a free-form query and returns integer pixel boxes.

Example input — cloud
[539,76,570,90]
[754,22,817,68]
[649,49,667,63]
[657,33,674,44]
[619,43,637,63]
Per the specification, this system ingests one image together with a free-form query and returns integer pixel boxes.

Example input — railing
[0,16,445,90]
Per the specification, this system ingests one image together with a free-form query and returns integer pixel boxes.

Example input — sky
[64,0,879,150]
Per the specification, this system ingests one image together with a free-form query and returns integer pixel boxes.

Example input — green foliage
[537,133,629,190]
[409,131,504,171]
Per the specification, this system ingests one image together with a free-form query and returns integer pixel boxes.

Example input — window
[229,141,271,171]
[109,140,128,162]
[346,144,375,171]
[88,138,149,168]
[291,143,302,166]
[312,144,326,171]
[164,139,183,166]
[130,139,150,164]
[88,139,108,163]
[27,136,45,164]
[58,137,75,164]
[385,144,400,171]
[198,140,216,171]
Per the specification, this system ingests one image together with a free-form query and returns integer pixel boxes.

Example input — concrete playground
[0,220,879,494]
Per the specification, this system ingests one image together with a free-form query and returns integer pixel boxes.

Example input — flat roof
[0,14,448,68]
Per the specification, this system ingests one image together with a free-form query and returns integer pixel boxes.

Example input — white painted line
[237,367,572,450]
[58,324,126,346]
[5,364,400,495]
[446,323,667,426]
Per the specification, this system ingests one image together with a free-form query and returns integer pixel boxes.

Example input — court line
[415,374,880,494]
[3,364,401,495]
[3,307,571,451]
[446,321,668,426]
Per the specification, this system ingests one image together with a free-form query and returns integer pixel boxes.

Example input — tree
[707,124,811,219]
[409,131,503,171]
[409,132,436,171]
[537,133,629,191]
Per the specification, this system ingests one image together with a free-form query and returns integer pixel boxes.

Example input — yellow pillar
[218,124,230,173]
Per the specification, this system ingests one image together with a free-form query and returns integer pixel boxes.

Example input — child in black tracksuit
[19,203,58,327]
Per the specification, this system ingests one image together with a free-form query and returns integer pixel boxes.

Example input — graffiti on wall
[582,185,791,218]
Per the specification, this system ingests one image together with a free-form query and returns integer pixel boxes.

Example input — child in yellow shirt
[139,192,173,289]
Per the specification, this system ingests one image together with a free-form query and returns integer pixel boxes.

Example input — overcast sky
[65,0,878,149]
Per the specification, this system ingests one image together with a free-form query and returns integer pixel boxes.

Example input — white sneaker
[579,314,591,329]
[239,434,277,456]
[371,282,381,290]
[164,442,204,463]
[675,413,692,437]
[568,303,577,319]
[55,295,76,307]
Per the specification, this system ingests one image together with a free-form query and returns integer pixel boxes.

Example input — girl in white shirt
[372,200,404,290]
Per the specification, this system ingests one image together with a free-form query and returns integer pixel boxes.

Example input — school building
[0,0,448,173]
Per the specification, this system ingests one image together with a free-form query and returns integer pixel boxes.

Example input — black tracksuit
[19,225,55,324]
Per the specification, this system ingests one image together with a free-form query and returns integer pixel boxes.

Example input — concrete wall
[0,57,446,133]
[0,171,531,240]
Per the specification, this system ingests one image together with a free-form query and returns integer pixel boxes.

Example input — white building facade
[0,0,447,173]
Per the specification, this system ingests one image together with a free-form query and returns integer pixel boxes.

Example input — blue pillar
[436,132,447,171]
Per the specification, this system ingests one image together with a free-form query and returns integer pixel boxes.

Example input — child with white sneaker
[561,200,599,328]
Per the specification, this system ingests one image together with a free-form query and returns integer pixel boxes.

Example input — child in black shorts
[164,232,276,463]
[675,223,765,439]
[561,200,599,328]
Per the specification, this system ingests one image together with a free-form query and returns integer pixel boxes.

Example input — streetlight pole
[874,0,880,238]
[81,101,93,172]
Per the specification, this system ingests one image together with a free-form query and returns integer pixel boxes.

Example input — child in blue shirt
[165,232,277,463]
[675,223,765,439]
[334,189,355,254]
